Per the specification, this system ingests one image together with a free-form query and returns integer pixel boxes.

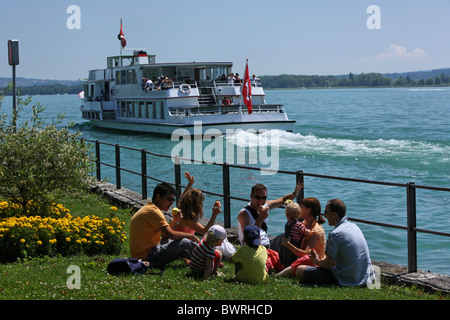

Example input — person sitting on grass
[229,225,269,283]
[129,182,198,269]
[294,199,374,286]
[189,225,226,279]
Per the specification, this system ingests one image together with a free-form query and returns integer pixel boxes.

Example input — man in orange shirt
[129,182,198,268]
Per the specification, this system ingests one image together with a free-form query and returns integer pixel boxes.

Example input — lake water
[1,88,449,275]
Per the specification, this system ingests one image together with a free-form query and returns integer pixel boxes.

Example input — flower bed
[0,201,127,261]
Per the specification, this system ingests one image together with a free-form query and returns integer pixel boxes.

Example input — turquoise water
[2,88,449,275]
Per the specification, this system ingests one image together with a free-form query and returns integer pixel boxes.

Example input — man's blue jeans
[146,238,196,268]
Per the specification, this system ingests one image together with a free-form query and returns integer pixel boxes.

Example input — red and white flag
[118,19,127,48]
[242,59,252,114]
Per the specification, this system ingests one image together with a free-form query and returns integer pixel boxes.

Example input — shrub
[0,88,95,216]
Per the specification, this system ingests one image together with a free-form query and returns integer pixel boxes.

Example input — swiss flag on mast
[242,59,252,115]
[118,19,127,48]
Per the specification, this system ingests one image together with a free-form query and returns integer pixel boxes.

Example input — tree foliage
[260,71,450,89]
[0,84,95,215]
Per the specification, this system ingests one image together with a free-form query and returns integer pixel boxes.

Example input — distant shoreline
[1,67,449,95]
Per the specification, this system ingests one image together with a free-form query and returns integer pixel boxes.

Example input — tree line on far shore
[1,83,84,96]
[260,72,450,89]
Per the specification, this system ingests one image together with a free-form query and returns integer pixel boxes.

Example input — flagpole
[120,18,122,56]
[241,59,252,115]
[239,59,247,108]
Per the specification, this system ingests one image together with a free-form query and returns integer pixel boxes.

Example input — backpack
[107,258,149,275]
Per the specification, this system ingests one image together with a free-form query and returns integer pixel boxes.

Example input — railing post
[406,182,417,273]
[95,140,101,181]
[115,144,121,189]
[141,149,147,200]
[223,163,231,228]
[296,170,304,202]
[174,157,181,203]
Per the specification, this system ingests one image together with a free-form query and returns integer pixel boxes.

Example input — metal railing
[168,104,285,116]
[83,138,450,273]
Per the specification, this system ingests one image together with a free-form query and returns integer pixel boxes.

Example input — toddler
[284,201,310,248]
[280,201,311,267]
[189,225,226,279]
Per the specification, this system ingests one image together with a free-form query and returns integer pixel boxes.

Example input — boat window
[127,102,132,117]
[160,102,165,119]
[122,57,133,67]
[120,102,126,117]
[142,68,158,81]
[116,71,121,85]
[152,102,157,119]
[145,102,152,118]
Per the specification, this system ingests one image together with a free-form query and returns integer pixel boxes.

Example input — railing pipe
[174,157,181,204]
[407,182,417,273]
[141,149,147,200]
[95,140,101,181]
[115,144,121,189]
[296,170,304,202]
[222,163,231,228]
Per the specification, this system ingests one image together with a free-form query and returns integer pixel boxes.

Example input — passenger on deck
[237,182,304,248]
[145,78,155,91]
[156,75,165,90]
[250,74,259,86]
[222,96,231,106]
[234,73,242,84]
[228,73,235,86]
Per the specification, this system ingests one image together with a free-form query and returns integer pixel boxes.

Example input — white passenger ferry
[79,50,295,136]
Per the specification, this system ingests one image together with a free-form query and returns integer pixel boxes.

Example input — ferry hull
[88,119,295,136]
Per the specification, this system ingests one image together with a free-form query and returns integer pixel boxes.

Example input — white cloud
[375,44,428,60]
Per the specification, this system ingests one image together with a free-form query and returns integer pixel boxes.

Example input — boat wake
[226,129,450,162]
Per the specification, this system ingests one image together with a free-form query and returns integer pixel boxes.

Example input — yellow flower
[65,237,71,242]
[37,240,42,245]
[109,206,118,211]
[20,238,26,244]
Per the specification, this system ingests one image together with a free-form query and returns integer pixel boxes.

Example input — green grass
[0,192,447,301]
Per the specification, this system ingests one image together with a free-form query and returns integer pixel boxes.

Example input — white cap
[208,225,227,240]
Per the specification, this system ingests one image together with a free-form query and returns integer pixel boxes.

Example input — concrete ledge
[373,260,450,295]
[90,180,450,295]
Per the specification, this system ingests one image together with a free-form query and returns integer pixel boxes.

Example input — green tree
[0,85,95,216]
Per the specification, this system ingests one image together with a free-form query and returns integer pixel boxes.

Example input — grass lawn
[0,192,448,302]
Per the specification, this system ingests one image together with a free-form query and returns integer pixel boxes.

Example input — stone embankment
[90,180,450,295]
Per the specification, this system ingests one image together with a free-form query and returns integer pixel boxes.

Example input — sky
[1,0,449,80]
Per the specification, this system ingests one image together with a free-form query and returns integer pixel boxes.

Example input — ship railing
[211,80,260,87]
[142,81,198,91]
[168,104,284,116]
[80,137,450,273]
